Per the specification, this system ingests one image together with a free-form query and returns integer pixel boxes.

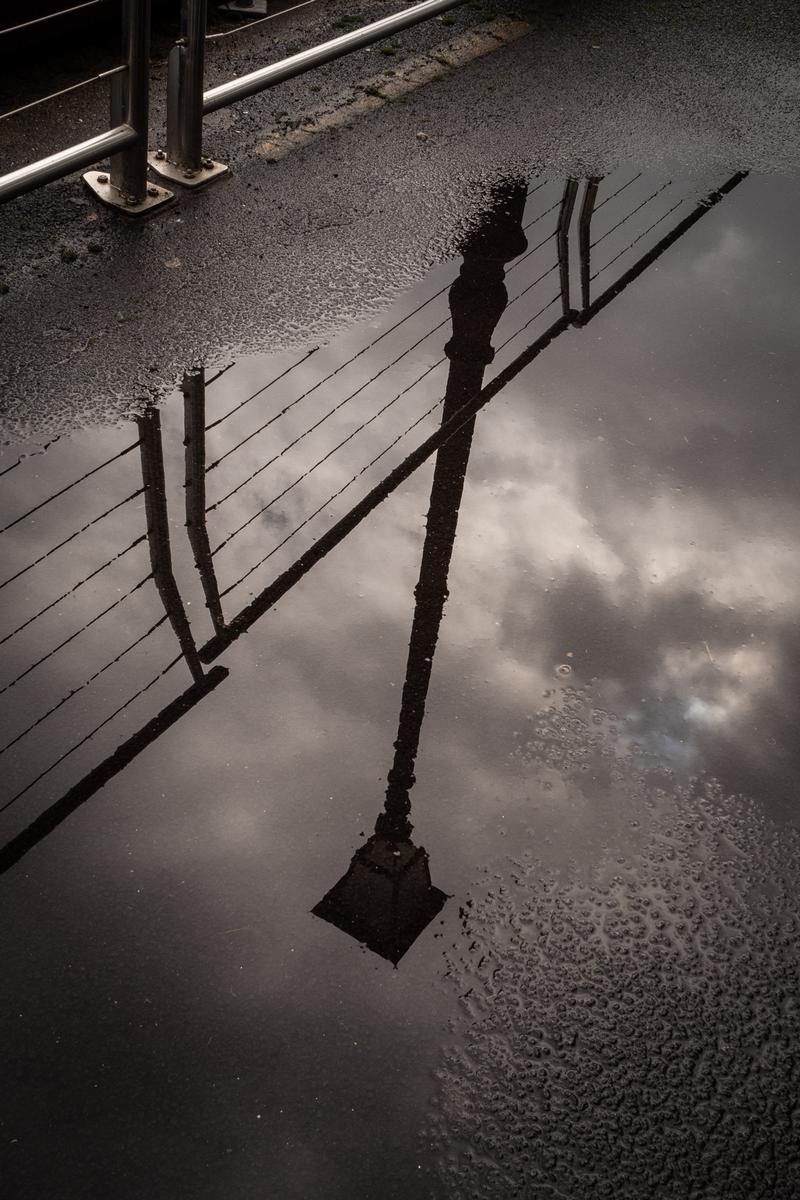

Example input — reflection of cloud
[3,170,800,1199]
[658,642,775,734]
[690,222,755,286]
[624,495,800,609]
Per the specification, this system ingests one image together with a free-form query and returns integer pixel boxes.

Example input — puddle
[2,167,799,1197]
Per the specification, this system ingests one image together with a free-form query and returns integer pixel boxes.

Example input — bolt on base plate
[147,153,229,189]
[83,171,174,215]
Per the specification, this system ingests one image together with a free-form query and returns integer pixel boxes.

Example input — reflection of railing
[574,172,748,316]
[0,666,227,875]
[0,409,227,867]
[185,172,746,660]
[0,0,173,214]
[179,180,567,630]
[0,170,745,875]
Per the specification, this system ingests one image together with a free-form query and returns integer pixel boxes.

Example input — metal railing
[150,0,469,185]
[0,0,469,212]
[0,0,172,213]
[0,407,227,870]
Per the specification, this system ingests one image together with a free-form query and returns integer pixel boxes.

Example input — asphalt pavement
[1,0,798,434]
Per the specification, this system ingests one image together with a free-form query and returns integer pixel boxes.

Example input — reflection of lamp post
[313,182,528,963]
[312,836,448,966]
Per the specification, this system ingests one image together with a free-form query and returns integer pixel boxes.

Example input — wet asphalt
[0,0,798,434]
[2,8,800,1193]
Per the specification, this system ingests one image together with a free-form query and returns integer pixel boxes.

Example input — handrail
[0,125,135,204]
[0,0,172,215]
[1,0,471,213]
[204,0,469,113]
[150,0,469,185]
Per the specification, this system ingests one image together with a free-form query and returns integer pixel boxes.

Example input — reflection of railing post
[183,370,226,636]
[149,0,228,187]
[556,178,579,316]
[137,407,206,683]
[578,177,601,313]
[83,0,174,215]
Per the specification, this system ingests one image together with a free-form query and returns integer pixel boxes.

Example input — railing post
[578,177,601,314]
[556,178,579,317]
[149,0,228,188]
[138,406,207,684]
[84,0,173,214]
[183,370,227,636]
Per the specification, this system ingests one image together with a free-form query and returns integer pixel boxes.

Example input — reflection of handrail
[578,177,600,311]
[0,614,168,758]
[590,195,690,281]
[0,403,222,854]
[191,188,563,613]
[556,179,579,316]
[201,197,569,515]
[0,653,184,816]
[0,435,62,480]
[593,172,641,213]
[216,361,448,592]
[0,170,747,877]
[204,348,318,433]
[576,172,747,322]
[204,279,455,467]
[590,180,673,249]
[210,346,449,552]
[0,666,228,876]
[208,315,450,485]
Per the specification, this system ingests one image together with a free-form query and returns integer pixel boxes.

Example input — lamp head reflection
[312,828,447,966]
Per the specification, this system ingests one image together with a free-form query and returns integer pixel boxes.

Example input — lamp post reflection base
[313,835,447,965]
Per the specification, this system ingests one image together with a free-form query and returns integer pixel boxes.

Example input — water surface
[2,167,799,1198]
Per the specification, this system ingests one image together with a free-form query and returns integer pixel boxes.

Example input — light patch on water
[425,685,800,1198]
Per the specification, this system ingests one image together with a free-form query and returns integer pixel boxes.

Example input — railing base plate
[147,153,229,189]
[217,0,269,14]
[83,171,174,215]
